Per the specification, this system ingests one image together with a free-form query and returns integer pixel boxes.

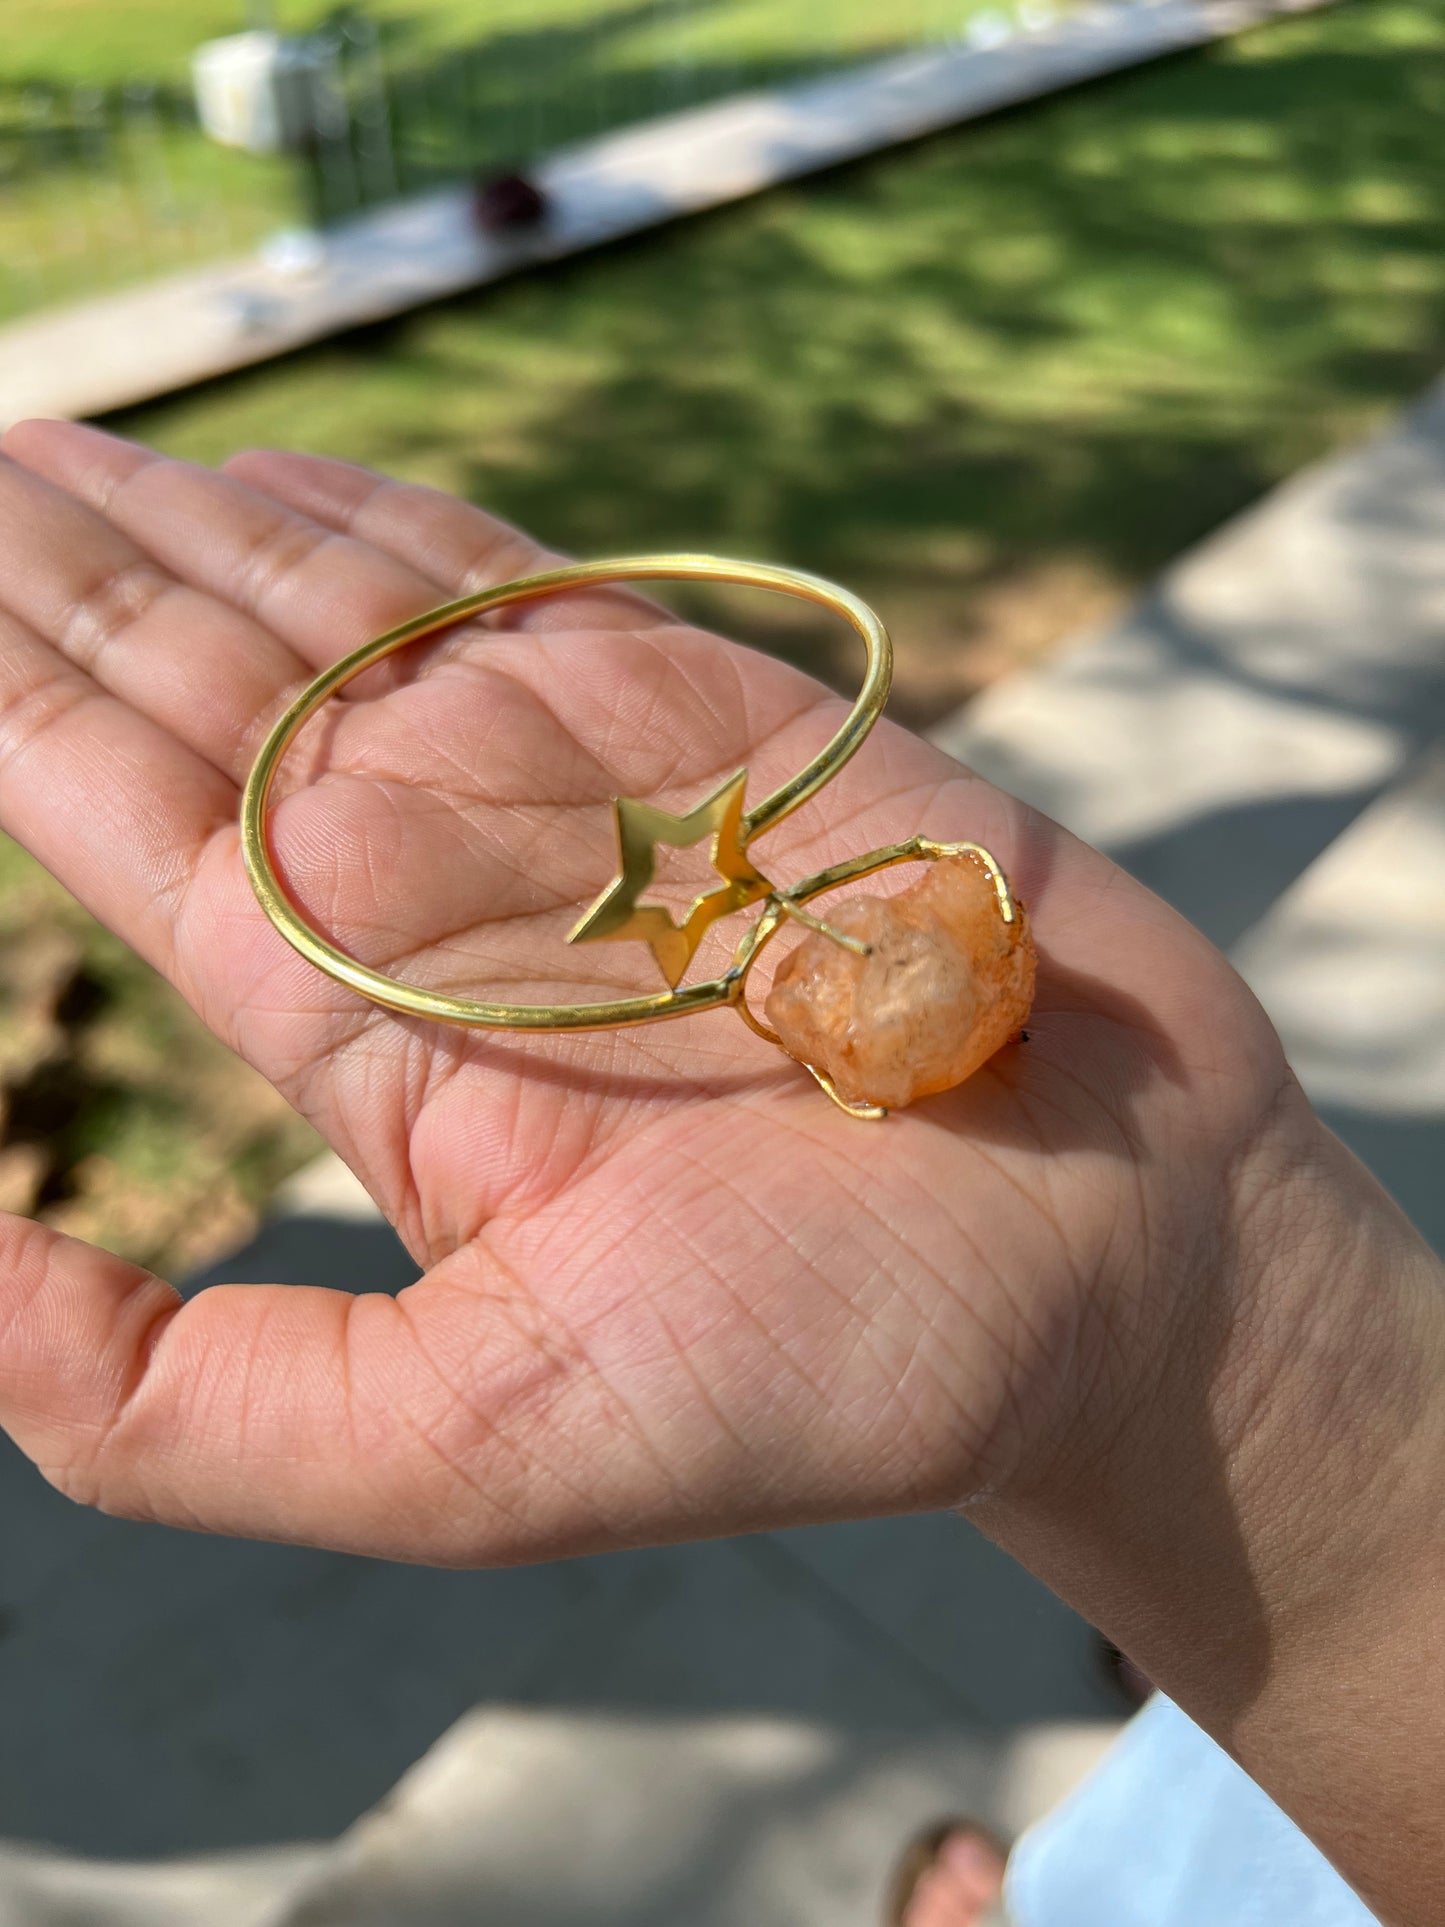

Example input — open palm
[0,421,1291,1564]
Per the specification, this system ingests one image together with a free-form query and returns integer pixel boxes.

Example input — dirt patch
[0,844,321,1281]
[881,558,1126,730]
[682,555,1124,732]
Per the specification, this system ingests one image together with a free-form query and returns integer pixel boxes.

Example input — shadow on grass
[371,0,876,197]
[116,3,1445,722]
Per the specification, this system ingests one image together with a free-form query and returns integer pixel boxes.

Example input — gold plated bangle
[241,554,1020,1117]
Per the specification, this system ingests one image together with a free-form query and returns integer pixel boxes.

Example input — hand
[0,418,1294,1560]
[4,423,1444,1923]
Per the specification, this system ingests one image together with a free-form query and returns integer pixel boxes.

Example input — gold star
[567,769,773,988]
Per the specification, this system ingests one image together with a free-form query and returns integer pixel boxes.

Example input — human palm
[0,421,1289,1563]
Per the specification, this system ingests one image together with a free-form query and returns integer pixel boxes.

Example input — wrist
[972,1080,1445,1922]
[1211,1087,1445,1653]
[1208,1094,1445,1923]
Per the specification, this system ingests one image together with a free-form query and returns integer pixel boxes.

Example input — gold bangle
[241,553,1018,1117]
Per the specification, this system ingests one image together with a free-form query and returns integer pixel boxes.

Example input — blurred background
[0,2,1442,1920]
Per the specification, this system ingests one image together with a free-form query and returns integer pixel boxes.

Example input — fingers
[0,438,313,788]
[4,420,443,682]
[0,604,237,979]
[223,449,670,632]
[228,449,852,805]
[0,1215,588,1563]
[0,426,767,820]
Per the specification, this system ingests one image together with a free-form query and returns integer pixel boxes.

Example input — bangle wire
[240,554,1013,1112]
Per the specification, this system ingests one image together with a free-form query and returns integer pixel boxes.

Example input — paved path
[936,374,1445,1251]
[0,372,1440,1922]
[934,376,1445,951]
[1233,745,1445,1252]
[0,1158,1121,1922]
[0,1713,1112,1927]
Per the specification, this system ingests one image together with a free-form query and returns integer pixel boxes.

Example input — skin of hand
[0,421,1439,1922]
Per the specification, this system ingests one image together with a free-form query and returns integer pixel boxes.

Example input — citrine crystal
[765,853,1035,1110]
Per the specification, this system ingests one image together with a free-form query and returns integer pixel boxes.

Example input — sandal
[885,1817,1011,1926]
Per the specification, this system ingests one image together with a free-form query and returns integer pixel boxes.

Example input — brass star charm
[567,769,774,988]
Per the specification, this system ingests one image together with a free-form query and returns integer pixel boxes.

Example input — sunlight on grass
[5,0,992,85]
[122,2,1445,630]
[3,0,1011,320]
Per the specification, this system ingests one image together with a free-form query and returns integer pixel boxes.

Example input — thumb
[0,1214,595,1563]
[0,1214,362,1545]
[0,1215,180,1505]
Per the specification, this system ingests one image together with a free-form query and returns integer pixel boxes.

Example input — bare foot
[894,1825,1008,1927]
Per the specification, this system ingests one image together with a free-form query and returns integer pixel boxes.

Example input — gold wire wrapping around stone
[726,838,1015,1117]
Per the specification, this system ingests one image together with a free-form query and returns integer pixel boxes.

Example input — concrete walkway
[0,1167,1122,1922]
[936,372,1445,1249]
[0,375,1441,1920]
[1233,745,1445,1252]
[934,376,1445,951]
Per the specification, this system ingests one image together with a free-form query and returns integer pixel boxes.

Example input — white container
[192,31,330,155]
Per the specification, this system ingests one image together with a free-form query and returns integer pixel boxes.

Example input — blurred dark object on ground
[473,172,549,235]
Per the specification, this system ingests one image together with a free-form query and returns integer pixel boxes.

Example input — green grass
[3,2,490,84]
[3,0,976,87]
[1,0,1009,317]
[4,0,1443,1273]
[115,0,1445,678]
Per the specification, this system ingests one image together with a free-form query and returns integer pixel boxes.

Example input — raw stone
[765,854,1035,1110]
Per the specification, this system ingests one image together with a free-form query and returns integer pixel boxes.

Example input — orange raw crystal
[764,853,1035,1110]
